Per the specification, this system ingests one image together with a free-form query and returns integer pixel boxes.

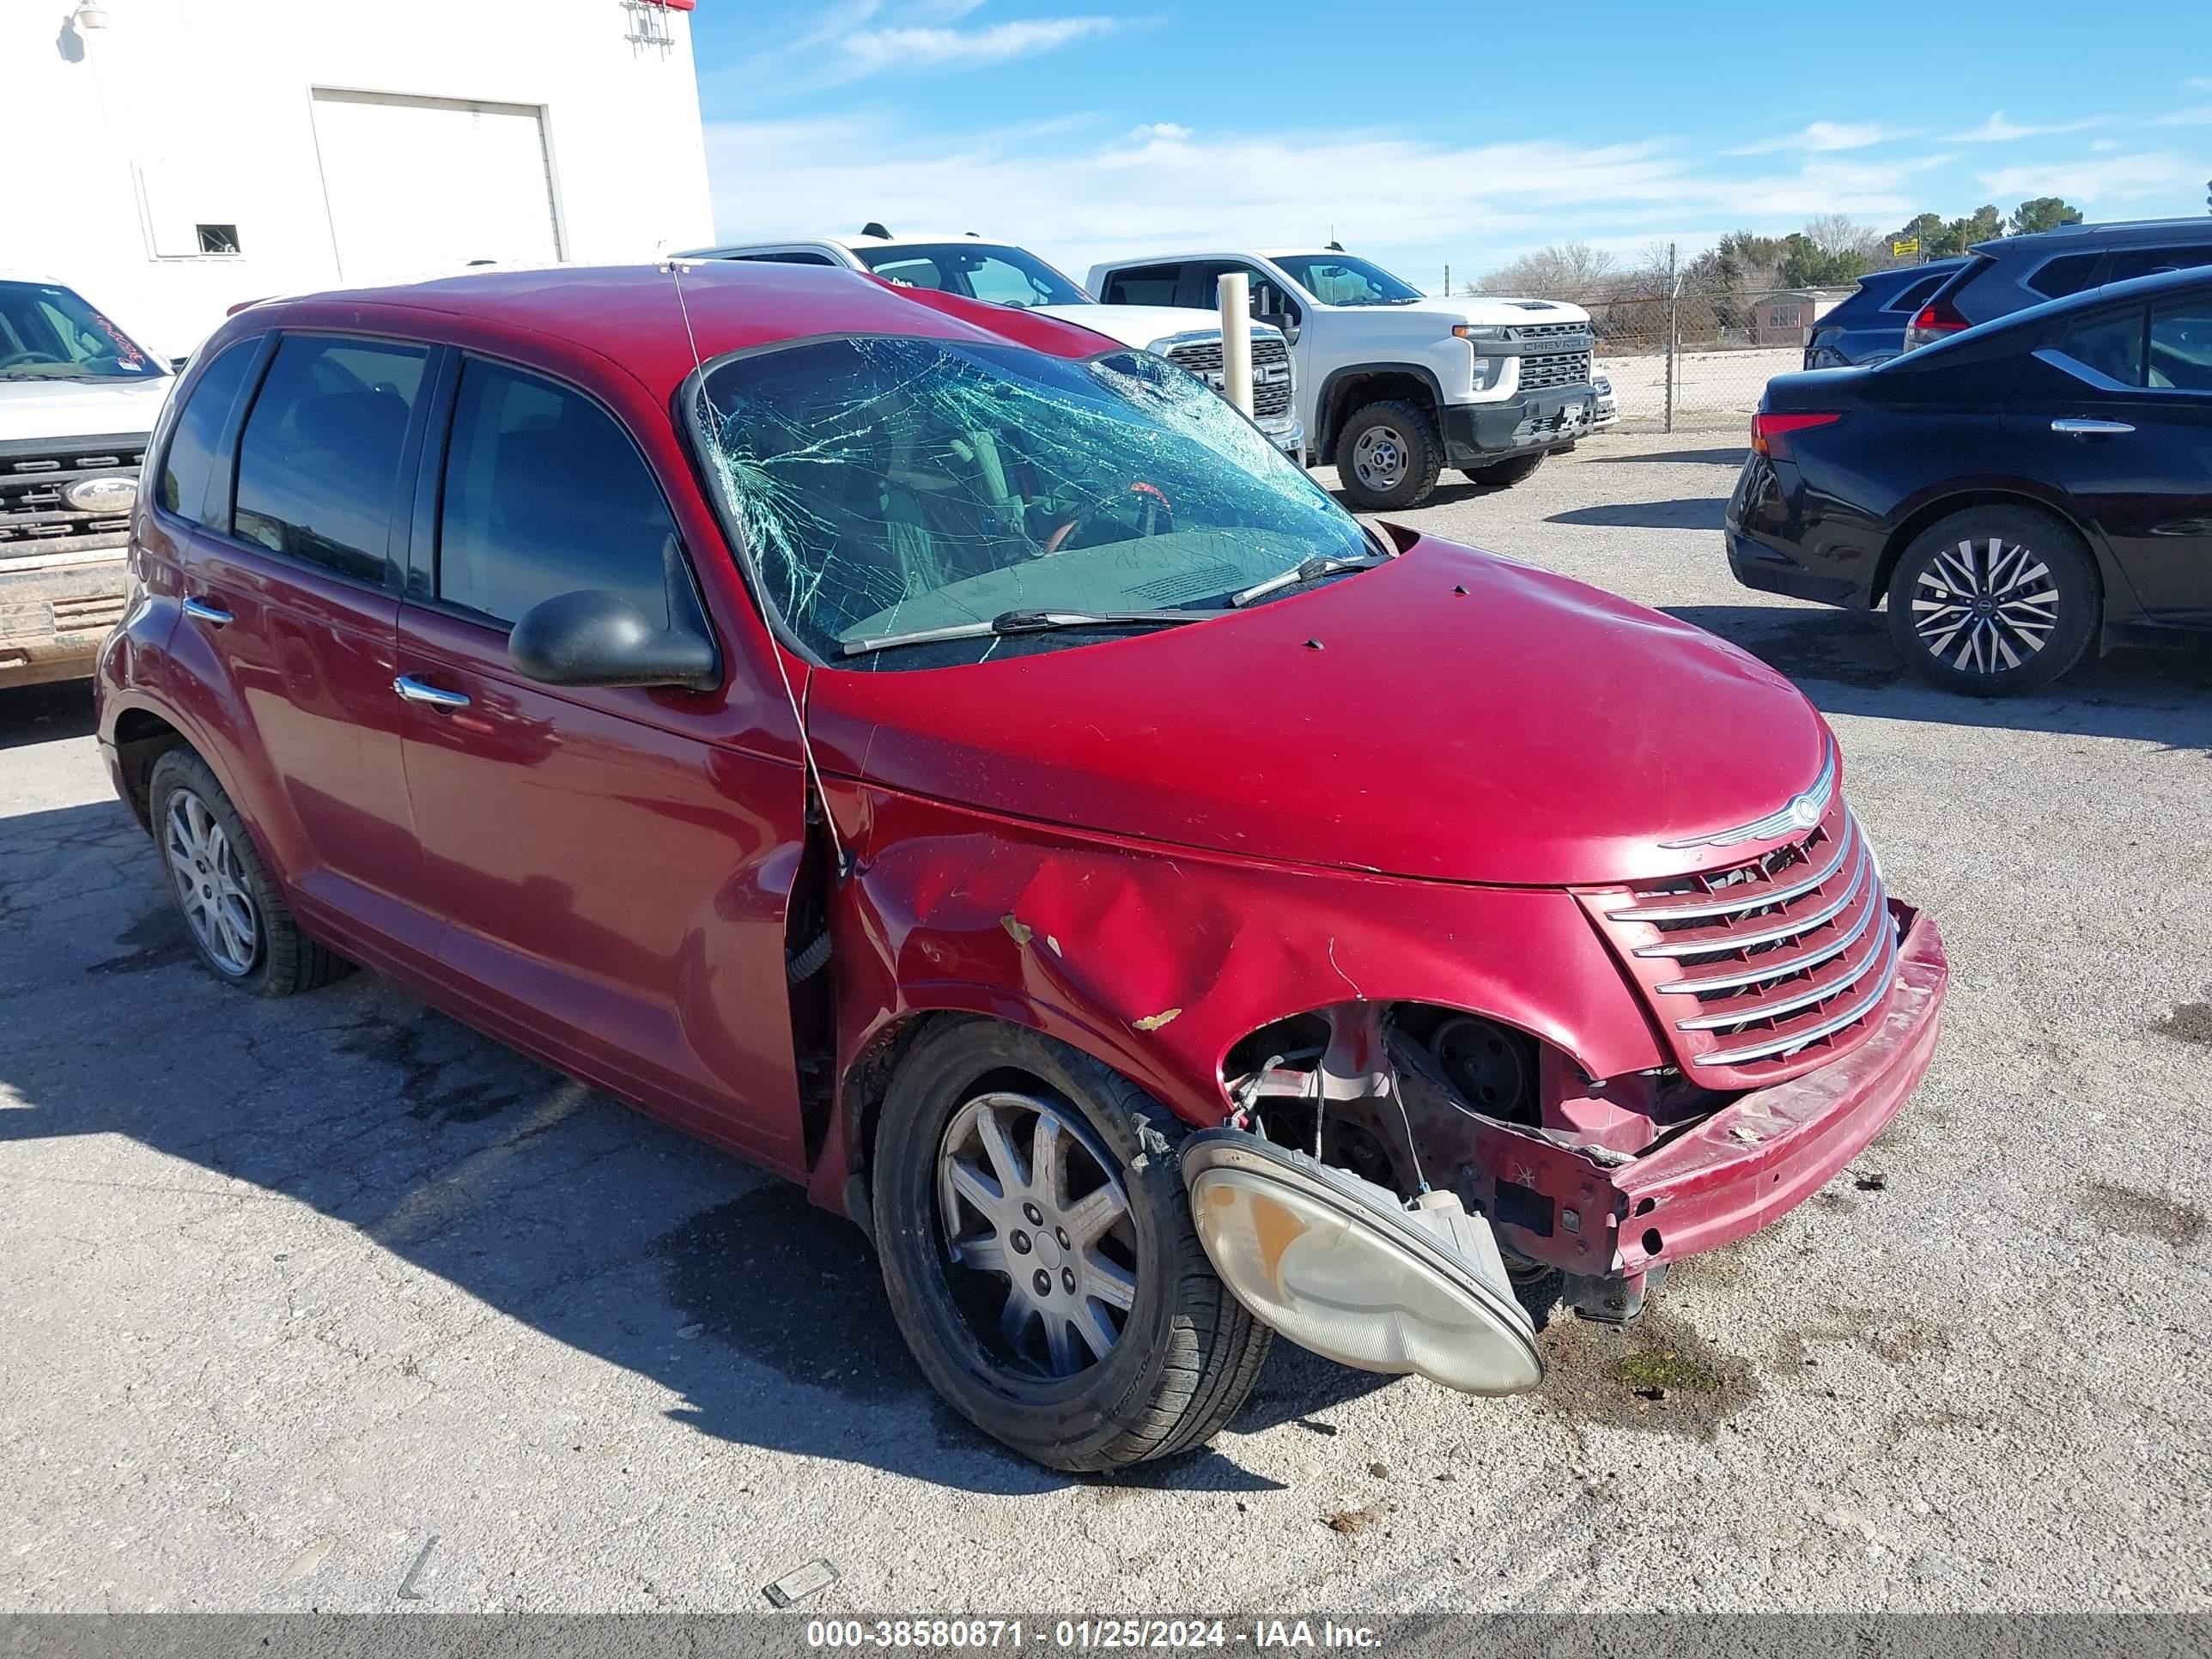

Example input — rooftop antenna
[660,258,849,879]
[860,222,891,239]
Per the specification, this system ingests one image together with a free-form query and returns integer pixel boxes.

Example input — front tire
[148,749,351,995]
[872,1020,1271,1472]
[1885,506,2098,696]
[1336,398,1442,511]
[1462,452,1547,488]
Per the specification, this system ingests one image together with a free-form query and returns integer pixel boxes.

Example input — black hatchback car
[1727,266,2212,694]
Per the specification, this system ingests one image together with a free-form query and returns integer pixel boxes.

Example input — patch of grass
[1613,1347,1723,1395]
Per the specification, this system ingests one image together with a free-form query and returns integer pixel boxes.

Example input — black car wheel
[871,1019,1271,1472]
[1462,453,1547,488]
[1885,506,2099,696]
[147,749,352,995]
[1335,399,1442,511]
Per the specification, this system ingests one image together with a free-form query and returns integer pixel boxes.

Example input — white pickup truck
[1087,247,1597,510]
[678,230,1304,461]
[1,276,173,691]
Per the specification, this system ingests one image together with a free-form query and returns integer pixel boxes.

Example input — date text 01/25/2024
[803,1621,1385,1650]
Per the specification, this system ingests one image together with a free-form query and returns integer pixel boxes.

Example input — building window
[196,224,241,255]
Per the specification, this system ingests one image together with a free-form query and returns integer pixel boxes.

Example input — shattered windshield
[688,337,1370,666]
[0,282,164,381]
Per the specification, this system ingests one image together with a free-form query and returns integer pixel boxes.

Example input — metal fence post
[1664,241,1678,435]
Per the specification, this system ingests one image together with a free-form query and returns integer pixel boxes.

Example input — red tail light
[1909,300,1969,337]
[1751,410,1841,459]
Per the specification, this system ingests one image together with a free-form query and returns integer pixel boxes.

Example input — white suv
[1088,248,1596,510]
[678,231,1304,460]
[1,276,174,690]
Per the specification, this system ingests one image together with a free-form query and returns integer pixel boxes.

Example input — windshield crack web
[691,335,1364,662]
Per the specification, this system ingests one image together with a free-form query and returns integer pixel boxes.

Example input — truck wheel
[1337,399,1442,511]
[872,1019,1272,1472]
[1463,453,1547,487]
[147,749,352,995]
[1884,505,2098,696]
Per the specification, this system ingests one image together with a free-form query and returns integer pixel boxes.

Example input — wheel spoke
[945,1156,1006,1222]
[949,1230,1010,1276]
[1042,1315,1078,1376]
[998,1291,1036,1354]
[1030,1112,1066,1209]
[973,1105,1030,1193]
[1073,1301,1121,1364]
[1085,1254,1137,1311]
[1061,1182,1128,1246]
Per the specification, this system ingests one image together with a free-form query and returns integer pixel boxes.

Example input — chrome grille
[1165,336,1296,421]
[1518,349,1592,392]
[1581,796,1901,1082]
[0,434,148,561]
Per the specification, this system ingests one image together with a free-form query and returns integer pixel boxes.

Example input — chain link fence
[1580,268,1822,434]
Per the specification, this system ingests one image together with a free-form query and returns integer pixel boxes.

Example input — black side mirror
[508,538,720,691]
[1260,311,1299,345]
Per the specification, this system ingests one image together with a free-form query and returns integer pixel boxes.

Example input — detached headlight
[1182,1131,1543,1395]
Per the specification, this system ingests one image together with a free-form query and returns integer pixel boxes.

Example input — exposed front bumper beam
[1462,902,1948,1277]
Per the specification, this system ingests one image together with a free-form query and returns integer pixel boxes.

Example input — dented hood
[807,537,1832,887]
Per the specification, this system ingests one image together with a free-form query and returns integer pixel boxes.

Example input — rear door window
[1884,272,1948,314]
[155,339,258,524]
[2148,300,2212,392]
[434,360,681,627]
[232,335,427,583]
[2105,245,2212,284]
[1101,264,1183,307]
[2052,308,2147,387]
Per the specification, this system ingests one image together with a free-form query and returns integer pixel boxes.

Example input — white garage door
[310,90,563,287]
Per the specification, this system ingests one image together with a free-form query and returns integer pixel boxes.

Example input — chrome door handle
[181,596,234,626]
[2051,418,2134,435]
[392,675,471,710]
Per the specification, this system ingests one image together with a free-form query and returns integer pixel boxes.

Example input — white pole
[1217,270,1254,416]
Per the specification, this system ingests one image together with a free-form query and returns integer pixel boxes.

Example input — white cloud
[706,116,1948,282]
[2155,103,2212,126]
[1976,151,2206,204]
[1128,121,1191,142]
[1942,112,2107,143]
[1728,121,1911,155]
[840,15,1117,75]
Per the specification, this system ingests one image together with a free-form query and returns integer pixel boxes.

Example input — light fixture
[1182,1131,1544,1395]
[74,2,109,27]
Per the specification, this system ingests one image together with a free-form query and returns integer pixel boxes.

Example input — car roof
[1971,216,2212,257]
[200,264,1121,400]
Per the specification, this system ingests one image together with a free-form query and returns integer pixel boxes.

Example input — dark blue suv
[1902,217,2212,351]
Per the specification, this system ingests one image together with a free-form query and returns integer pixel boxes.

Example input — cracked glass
[687,337,1370,665]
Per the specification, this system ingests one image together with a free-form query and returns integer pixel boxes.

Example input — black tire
[1335,398,1443,511]
[1462,452,1547,488]
[872,1019,1272,1472]
[147,749,352,996]
[1885,505,2099,696]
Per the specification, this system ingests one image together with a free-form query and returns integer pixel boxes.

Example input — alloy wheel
[1910,536,2060,675]
[936,1091,1139,1379]
[164,787,259,977]
[1351,424,1408,492]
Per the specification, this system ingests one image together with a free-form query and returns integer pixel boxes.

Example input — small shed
[1752,289,1856,347]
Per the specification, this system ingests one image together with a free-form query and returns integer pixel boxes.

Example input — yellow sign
[1891,237,1921,257]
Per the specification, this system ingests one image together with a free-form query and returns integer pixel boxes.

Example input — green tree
[1778,234,1869,288]
[2010,196,2085,234]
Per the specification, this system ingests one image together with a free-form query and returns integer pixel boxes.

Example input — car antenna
[660,257,852,880]
[860,221,891,239]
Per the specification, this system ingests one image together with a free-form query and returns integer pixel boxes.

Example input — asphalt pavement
[3,434,2208,1613]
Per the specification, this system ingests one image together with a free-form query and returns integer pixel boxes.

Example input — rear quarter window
[155,339,258,524]
[2026,253,2103,300]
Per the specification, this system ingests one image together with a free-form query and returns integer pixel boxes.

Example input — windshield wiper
[841,607,1219,659]
[1229,547,1392,608]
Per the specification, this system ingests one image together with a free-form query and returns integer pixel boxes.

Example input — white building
[0,0,715,357]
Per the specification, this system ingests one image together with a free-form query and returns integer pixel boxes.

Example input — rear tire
[1885,506,2098,696]
[1335,399,1442,511]
[148,750,351,996]
[1462,452,1547,487]
[872,1019,1271,1472]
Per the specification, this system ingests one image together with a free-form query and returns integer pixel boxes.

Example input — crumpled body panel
[805,780,1667,1213]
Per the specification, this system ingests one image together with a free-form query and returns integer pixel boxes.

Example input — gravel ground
[3,433,2209,1615]
[1595,346,1802,432]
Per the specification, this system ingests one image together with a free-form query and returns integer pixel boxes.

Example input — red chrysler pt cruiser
[94,264,1947,1470]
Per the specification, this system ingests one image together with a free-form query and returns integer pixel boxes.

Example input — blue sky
[690,1,2212,289]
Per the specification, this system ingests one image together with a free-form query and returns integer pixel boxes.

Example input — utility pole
[1443,262,1451,296]
[1663,241,1679,436]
